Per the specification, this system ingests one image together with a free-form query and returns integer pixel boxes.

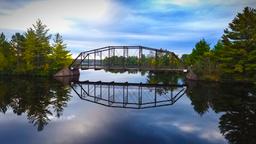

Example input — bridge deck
[81,66,187,72]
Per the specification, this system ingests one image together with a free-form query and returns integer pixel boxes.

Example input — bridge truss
[69,46,186,71]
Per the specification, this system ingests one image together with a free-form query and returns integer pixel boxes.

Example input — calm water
[0,70,256,144]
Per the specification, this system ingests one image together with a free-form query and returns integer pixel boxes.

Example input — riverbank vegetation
[103,52,181,69]
[0,20,72,76]
[182,7,256,83]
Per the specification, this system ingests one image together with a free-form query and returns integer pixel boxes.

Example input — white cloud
[1,0,255,56]
[178,19,229,31]
[172,122,201,133]
[156,0,200,6]
[65,28,207,42]
[155,120,226,142]
[154,0,256,7]
[66,39,122,58]
[48,114,76,121]
[0,0,121,33]
[200,130,226,142]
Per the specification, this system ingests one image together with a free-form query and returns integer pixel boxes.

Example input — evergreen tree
[212,40,224,54]
[10,33,25,72]
[0,33,14,72]
[24,29,38,72]
[182,39,211,67]
[190,39,210,64]
[181,54,191,66]
[50,33,72,73]
[219,7,256,81]
[0,20,72,76]
[23,19,52,75]
[33,19,51,72]
[187,39,219,80]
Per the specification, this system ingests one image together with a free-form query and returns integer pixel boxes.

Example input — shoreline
[1,73,255,85]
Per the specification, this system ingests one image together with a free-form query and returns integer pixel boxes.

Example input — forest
[182,7,256,83]
[0,20,72,76]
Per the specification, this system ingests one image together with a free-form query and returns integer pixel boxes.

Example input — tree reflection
[146,71,184,85]
[104,69,185,85]
[0,77,71,131]
[186,81,256,143]
[104,69,148,76]
[147,71,185,96]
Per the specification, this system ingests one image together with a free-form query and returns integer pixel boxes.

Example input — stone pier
[185,67,198,80]
[54,68,80,77]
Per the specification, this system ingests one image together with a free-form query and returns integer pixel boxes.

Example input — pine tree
[0,20,72,76]
[190,39,210,63]
[50,33,72,73]
[23,19,52,75]
[10,33,25,72]
[23,29,38,72]
[219,7,256,81]
[33,19,51,71]
[181,39,210,67]
[0,33,14,72]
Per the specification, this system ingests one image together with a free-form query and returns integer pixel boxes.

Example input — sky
[0,0,256,57]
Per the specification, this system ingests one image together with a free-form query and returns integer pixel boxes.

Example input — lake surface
[0,70,256,144]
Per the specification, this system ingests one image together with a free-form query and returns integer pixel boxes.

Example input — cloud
[153,0,256,7]
[65,39,122,57]
[172,122,201,133]
[0,0,36,13]
[155,0,200,6]
[0,0,121,32]
[1,0,256,56]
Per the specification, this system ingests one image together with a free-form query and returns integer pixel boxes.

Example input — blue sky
[0,0,255,57]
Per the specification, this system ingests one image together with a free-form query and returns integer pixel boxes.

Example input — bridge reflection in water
[71,81,186,109]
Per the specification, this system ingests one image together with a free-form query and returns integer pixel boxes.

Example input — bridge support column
[54,67,80,77]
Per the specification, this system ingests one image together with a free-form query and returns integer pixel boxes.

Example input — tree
[22,19,54,75]
[33,19,51,72]
[23,19,52,75]
[0,20,72,76]
[219,7,256,81]
[190,39,210,64]
[212,40,224,56]
[50,33,72,73]
[181,39,211,67]
[23,29,38,72]
[0,33,14,72]
[181,54,191,66]
[10,33,25,72]
[186,39,219,80]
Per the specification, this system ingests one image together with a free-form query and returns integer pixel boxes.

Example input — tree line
[182,7,256,83]
[0,19,72,76]
[102,52,181,68]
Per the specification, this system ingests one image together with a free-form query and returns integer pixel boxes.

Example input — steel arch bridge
[69,46,187,72]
